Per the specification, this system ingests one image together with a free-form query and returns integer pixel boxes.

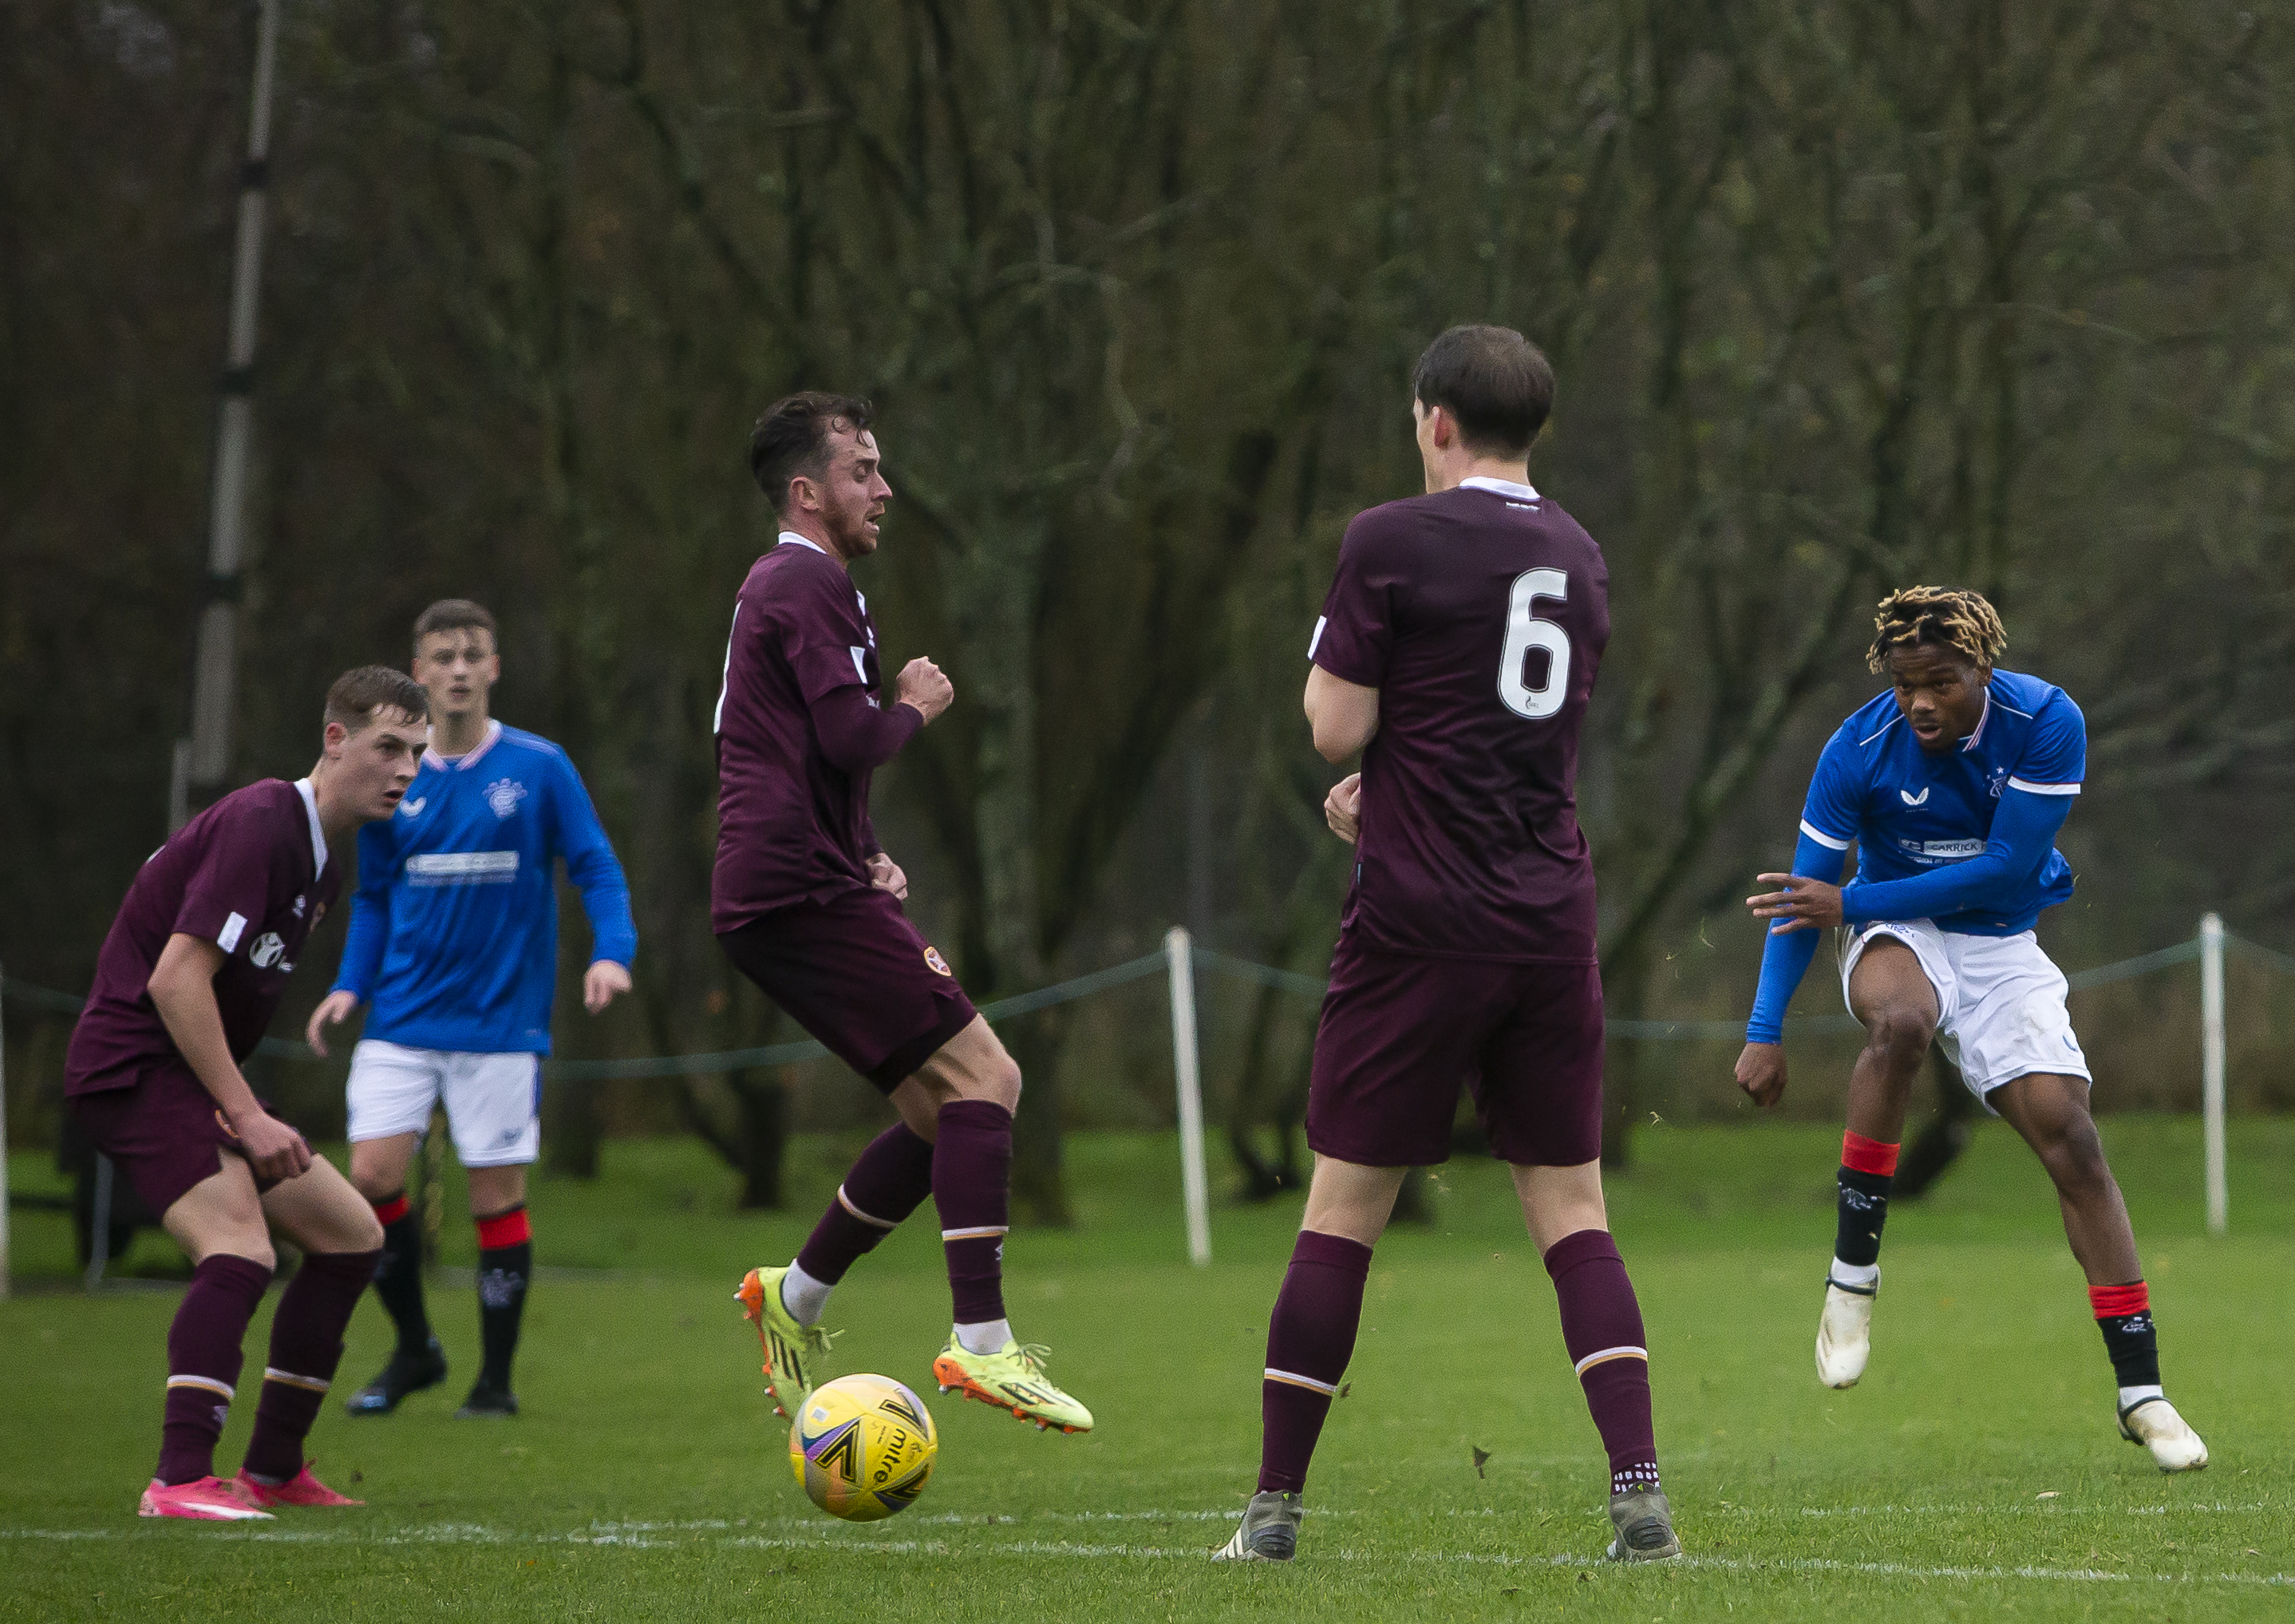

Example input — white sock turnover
[2117,1383,2164,1413]
[780,1262,834,1327]
[954,1318,1012,1355]
[1829,1258,1880,1289]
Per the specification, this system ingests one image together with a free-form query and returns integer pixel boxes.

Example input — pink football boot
[231,1463,365,1507]
[138,1477,275,1521]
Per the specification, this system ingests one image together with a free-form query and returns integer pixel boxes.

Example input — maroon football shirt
[1311,477,1611,962]
[64,778,339,1096]
[712,536,899,931]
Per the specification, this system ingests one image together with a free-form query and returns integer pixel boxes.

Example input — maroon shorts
[67,1064,286,1221]
[717,887,979,1092]
[1306,934,1605,1168]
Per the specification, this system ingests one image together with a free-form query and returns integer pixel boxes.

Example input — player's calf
[1818,1130,1896,1389]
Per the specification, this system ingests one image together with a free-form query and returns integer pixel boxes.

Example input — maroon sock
[1543,1227,1660,1496]
[798,1122,937,1284]
[1258,1229,1373,1495]
[931,1100,1013,1325]
[243,1248,379,1482]
[157,1254,273,1486]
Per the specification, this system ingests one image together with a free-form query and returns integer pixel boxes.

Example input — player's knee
[1862,1006,1935,1067]
[344,1204,387,1251]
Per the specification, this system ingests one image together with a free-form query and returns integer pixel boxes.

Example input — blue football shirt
[1797,669,2083,936]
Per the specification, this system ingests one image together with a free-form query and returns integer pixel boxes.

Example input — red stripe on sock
[371,1196,409,1227]
[1841,1131,1901,1177]
[476,1208,531,1250]
[2089,1281,2148,1318]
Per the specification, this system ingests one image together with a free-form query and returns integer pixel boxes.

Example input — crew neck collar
[292,777,327,875]
[1458,475,1541,501]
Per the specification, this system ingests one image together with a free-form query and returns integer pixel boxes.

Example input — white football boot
[1815,1270,1877,1389]
[2119,1395,2209,1472]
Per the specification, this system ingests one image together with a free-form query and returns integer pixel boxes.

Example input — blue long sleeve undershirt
[1838,788,2073,927]
[1744,788,2074,1042]
[1744,831,1849,1043]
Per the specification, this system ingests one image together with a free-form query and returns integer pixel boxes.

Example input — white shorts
[1839,920,2092,1111]
[346,1040,543,1168]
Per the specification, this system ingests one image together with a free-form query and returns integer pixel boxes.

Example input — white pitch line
[1,1523,2288,1587]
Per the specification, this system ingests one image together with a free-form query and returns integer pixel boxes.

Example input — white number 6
[1498,568,1570,719]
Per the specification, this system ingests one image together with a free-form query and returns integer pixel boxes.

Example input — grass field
[3,1116,2291,1622]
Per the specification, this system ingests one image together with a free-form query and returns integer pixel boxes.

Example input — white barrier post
[1165,927,1211,1267]
[2200,913,2227,1237]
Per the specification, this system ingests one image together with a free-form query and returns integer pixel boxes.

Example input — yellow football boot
[931,1335,1093,1433]
[736,1266,836,1421]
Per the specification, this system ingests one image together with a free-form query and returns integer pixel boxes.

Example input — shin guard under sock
[476,1208,531,1389]
[1544,1227,1660,1497]
[1258,1230,1373,1495]
[797,1122,937,1290]
[368,1192,433,1355]
[158,1254,273,1486]
[2091,1282,2162,1393]
[932,1101,1013,1327]
[244,1248,379,1480]
[1835,1132,1899,1272]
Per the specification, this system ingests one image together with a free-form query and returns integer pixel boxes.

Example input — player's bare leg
[1215,1156,1401,1561]
[1517,1163,1680,1561]
[903,1020,1092,1432]
[231,1160,382,1504]
[1819,939,1939,1388]
[1992,1073,2206,1472]
[344,1130,447,1414]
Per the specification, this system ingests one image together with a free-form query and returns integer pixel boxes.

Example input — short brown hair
[325,666,430,734]
[413,599,497,646]
[1866,586,2009,674]
[750,392,872,515]
[1412,325,1555,456]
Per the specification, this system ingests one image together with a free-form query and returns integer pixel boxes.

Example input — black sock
[371,1202,433,1356]
[2096,1310,2161,1393]
[477,1241,531,1389]
[1834,1166,1893,1269]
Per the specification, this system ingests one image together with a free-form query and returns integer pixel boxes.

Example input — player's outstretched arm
[1831,787,2072,927]
[149,933,311,1179]
[550,750,639,990]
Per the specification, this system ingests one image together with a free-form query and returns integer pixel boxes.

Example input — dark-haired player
[720,392,1091,1436]
[1215,326,1679,1564]
[1736,587,2206,1472]
[307,599,636,1420]
[65,668,429,1519]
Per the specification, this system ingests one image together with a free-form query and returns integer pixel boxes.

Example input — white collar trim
[1459,475,1541,501]
[424,717,503,772]
[1961,692,1993,753]
[293,777,327,876]
[777,531,829,555]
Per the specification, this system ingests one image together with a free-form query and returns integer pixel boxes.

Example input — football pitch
[3,1118,2290,1622]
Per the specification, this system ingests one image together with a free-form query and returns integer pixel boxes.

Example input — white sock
[780,1262,833,1328]
[1829,1258,1880,1289]
[954,1318,1011,1355]
[2118,1383,2164,1413]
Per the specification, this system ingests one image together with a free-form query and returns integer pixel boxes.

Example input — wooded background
[5,0,2290,1222]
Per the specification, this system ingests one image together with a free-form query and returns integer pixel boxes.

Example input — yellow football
[787,1373,938,1523]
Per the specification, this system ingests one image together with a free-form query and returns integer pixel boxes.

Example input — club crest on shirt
[249,932,286,969]
[923,946,953,977]
[485,778,527,820]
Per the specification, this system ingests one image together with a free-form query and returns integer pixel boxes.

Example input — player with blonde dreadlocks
[1732,586,2209,1474]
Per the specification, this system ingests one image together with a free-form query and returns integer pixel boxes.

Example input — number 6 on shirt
[1499,567,1570,719]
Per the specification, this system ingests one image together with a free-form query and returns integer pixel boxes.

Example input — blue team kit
[333,722,637,1054]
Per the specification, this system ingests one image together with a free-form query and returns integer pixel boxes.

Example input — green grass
[3,1119,2292,1622]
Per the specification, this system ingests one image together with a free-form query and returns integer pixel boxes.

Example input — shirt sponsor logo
[399,796,427,819]
[923,946,953,978]
[249,932,286,969]
[484,779,527,820]
[1898,837,1985,861]
[406,851,521,887]
[1898,787,1930,806]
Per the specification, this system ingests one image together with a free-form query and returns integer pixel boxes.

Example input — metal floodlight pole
[173,0,282,829]
[1164,927,1212,1267]
[2199,913,2227,1237]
